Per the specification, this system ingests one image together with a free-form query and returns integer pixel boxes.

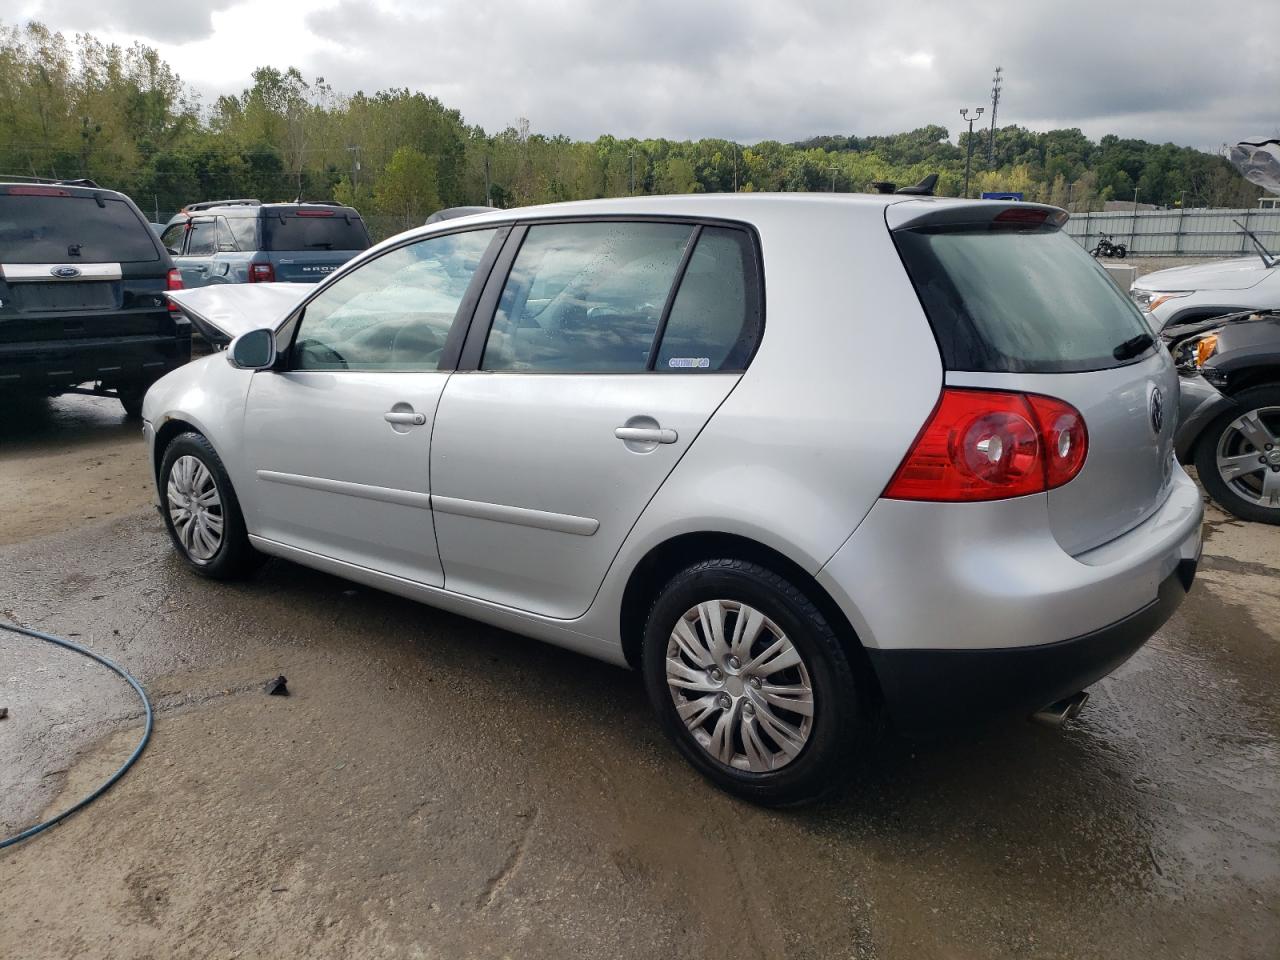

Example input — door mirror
[227,328,277,370]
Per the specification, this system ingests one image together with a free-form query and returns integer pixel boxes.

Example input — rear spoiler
[886,199,1068,232]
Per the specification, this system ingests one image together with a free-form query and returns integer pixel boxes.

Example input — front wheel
[642,558,868,807]
[159,432,263,577]
[1194,385,1280,524]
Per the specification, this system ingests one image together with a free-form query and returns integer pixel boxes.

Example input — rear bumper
[817,463,1203,735]
[0,331,190,392]
[866,560,1196,736]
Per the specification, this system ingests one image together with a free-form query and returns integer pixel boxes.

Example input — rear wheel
[1194,385,1280,524]
[159,432,262,577]
[642,558,866,807]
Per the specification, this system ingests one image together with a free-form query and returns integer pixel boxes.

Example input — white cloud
[16,0,1280,149]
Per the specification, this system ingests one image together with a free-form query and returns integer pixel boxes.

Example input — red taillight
[884,388,1088,502]
[991,207,1069,228]
[166,268,183,311]
[249,263,275,282]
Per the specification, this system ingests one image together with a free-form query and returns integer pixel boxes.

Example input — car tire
[1194,384,1280,525]
[642,558,867,807]
[159,431,263,577]
[118,385,146,419]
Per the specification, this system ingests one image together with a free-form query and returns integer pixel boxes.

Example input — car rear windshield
[261,211,370,252]
[894,224,1154,373]
[0,192,160,263]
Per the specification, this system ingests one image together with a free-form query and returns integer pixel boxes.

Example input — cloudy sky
[14,0,1280,149]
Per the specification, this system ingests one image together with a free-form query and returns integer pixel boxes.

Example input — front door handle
[385,411,427,426]
[615,425,677,444]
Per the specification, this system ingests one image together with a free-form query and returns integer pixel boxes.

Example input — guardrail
[1064,207,1280,258]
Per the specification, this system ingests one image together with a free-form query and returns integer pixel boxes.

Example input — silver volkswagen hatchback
[145,195,1203,805]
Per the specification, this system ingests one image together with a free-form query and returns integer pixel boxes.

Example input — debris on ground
[265,676,289,696]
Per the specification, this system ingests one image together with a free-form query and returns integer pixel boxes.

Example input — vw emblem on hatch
[50,265,81,279]
[1149,386,1164,435]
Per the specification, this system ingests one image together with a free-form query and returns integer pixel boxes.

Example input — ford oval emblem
[1150,386,1164,435]
[50,265,82,279]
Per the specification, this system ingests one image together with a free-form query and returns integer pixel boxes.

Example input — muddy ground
[1,393,1277,959]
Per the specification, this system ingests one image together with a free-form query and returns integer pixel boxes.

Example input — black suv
[0,179,190,417]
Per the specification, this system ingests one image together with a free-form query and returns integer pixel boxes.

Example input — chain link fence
[1065,207,1280,258]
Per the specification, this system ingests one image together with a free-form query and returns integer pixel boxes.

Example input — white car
[146,195,1202,805]
[1132,235,1280,331]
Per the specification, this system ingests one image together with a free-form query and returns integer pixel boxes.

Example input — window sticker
[668,357,710,368]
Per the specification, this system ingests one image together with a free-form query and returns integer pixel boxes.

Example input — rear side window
[215,218,238,251]
[0,193,159,263]
[262,211,370,252]
[228,217,257,250]
[894,225,1153,373]
[482,221,693,372]
[655,227,762,372]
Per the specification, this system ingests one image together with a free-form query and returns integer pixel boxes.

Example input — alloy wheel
[1215,405,1280,510]
[665,599,814,773]
[166,455,225,562]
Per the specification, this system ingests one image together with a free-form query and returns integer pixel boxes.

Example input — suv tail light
[884,388,1088,502]
[249,263,275,282]
[166,268,183,311]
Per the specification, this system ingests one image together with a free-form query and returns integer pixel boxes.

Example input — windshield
[894,225,1155,373]
[0,193,159,263]
[261,211,370,252]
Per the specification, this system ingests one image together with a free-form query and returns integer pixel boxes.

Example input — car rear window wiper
[305,242,334,249]
[1113,332,1154,361]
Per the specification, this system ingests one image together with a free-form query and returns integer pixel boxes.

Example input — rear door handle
[615,426,677,444]
[385,411,427,426]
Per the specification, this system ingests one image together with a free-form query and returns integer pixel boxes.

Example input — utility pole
[483,153,492,206]
[828,165,838,192]
[987,66,1002,165]
[960,107,984,199]
[629,152,636,195]
[732,143,739,192]
[345,144,361,193]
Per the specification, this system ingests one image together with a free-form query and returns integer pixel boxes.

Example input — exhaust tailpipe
[1031,691,1089,729]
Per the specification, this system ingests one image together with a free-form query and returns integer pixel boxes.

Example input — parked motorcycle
[1091,234,1128,259]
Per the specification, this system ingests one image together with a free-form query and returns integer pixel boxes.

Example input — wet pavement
[1,394,1277,959]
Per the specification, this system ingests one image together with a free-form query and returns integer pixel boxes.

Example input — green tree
[374,146,440,229]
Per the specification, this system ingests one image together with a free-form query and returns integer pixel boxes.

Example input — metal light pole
[960,107,984,199]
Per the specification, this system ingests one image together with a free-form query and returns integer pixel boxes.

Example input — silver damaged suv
[144,195,1203,805]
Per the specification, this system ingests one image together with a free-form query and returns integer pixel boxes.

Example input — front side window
[482,221,694,372]
[185,220,217,257]
[292,228,498,372]
[160,222,186,255]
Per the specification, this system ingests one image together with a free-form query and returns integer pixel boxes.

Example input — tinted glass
[293,228,498,371]
[895,226,1154,373]
[228,217,257,250]
[0,194,159,263]
[186,220,217,256]
[262,211,370,252]
[482,221,693,372]
[160,222,185,255]
[656,227,761,372]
